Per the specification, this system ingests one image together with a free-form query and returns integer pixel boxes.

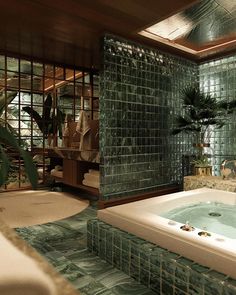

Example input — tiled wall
[100,34,198,200]
[88,219,236,295]
[199,55,236,175]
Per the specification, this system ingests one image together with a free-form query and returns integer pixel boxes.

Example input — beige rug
[0,190,89,228]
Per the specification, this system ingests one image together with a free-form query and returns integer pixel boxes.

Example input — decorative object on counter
[75,110,91,151]
[172,86,236,175]
[61,111,99,151]
[220,160,236,179]
[191,155,212,176]
[62,114,73,148]
[82,169,100,189]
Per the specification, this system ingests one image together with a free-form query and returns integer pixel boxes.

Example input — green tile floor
[15,199,156,295]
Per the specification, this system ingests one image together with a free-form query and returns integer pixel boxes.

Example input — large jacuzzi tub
[98,188,236,279]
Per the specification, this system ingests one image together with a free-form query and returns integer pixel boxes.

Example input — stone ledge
[184,176,236,192]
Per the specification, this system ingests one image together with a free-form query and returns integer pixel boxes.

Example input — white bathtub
[98,188,236,279]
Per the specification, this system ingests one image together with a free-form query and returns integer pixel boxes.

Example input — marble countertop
[0,220,80,295]
[184,175,236,192]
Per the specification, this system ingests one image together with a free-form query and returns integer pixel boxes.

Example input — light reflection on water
[161,202,236,239]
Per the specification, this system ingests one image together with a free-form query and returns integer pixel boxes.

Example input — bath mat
[0,190,89,228]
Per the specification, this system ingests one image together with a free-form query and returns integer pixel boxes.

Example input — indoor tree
[172,85,236,168]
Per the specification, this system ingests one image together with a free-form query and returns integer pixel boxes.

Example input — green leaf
[0,125,19,149]
[0,145,10,186]
[20,150,38,189]
[22,106,44,132]
[0,91,17,115]
[0,126,38,189]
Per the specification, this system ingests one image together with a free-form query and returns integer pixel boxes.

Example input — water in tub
[160,202,236,239]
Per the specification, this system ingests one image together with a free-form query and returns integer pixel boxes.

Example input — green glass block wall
[199,55,236,175]
[100,34,198,200]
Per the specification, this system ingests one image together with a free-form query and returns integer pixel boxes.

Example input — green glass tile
[114,232,122,247]
[162,270,175,285]
[161,252,179,275]
[130,257,140,281]
[174,287,188,295]
[139,243,158,259]
[150,263,161,277]
[149,275,161,294]
[121,258,130,275]
[224,277,236,287]
[188,284,204,295]
[175,262,190,282]
[176,256,194,267]
[113,246,121,268]
[174,277,188,292]
[98,239,106,260]
[150,247,167,265]
[223,284,236,295]
[140,258,150,272]
[101,34,198,199]
[140,269,150,287]
[161,279,174,295]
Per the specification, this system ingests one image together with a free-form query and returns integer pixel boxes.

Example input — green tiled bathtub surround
[199,55,236,176]
[100,34,198,200]
[87,218,236,295]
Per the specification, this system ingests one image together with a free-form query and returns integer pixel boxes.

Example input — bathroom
[0,1,236,294]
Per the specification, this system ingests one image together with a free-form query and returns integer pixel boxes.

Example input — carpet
[0,190,89,228]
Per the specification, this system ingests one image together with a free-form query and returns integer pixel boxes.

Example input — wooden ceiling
[0,0,225,69]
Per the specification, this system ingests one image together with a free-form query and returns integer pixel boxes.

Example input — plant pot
[194,166,212,176]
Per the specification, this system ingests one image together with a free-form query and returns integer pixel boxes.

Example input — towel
[50,169,63,178]
[82,179,99,189]
[76,110,90,136]
[75,111,91,151]
[0,233,57,295]
[84,173,100,182]
[88,169,100,176]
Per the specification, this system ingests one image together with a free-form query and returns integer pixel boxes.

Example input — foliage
[172,86,236,142]
[22,93,65,138]
[0,126,38,188]
[191,155,211,167]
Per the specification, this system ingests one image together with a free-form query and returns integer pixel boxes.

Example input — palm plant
[172,86,236,172]
[172,86,236,144]
[22,93,65,141]
[0,125,38,188]
[0,91,38,188]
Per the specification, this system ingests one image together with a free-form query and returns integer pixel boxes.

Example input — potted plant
[172,86,236,175]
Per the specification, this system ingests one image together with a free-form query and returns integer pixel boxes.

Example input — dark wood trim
[98,184,181,209]
[0,49,100,73]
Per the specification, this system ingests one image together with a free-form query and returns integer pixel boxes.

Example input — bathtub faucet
[180,221,195,231]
